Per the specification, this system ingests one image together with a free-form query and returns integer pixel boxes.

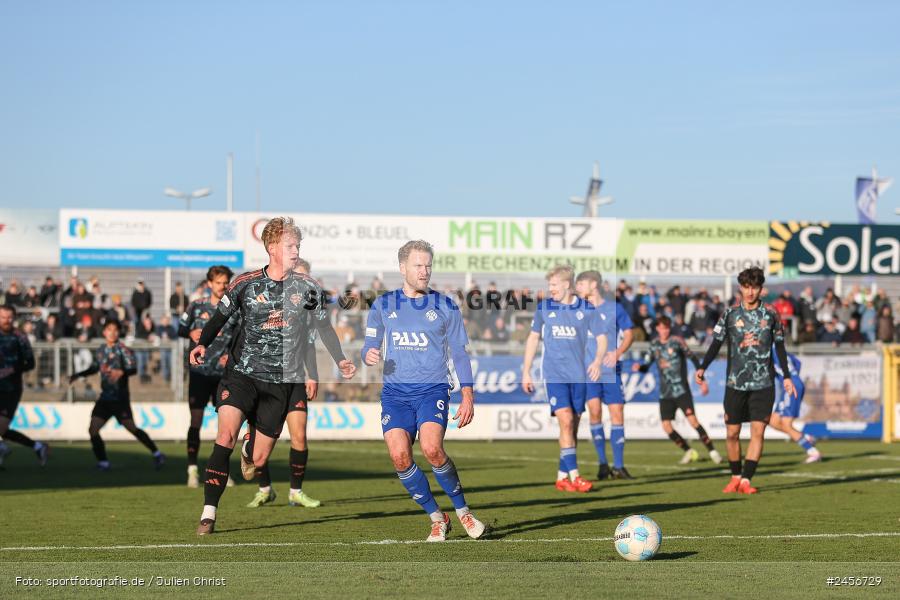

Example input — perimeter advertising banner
[242,213,768,276]
[58,209,244,268]
[769,221,900,276]
[0,209,59,266]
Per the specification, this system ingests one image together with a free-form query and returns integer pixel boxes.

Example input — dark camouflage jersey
[216,268,327,383]
[84,342,137,402]
[0,329,35,393]
[640,337,700,399]
[179,298,240,377]
[712,303,785,391]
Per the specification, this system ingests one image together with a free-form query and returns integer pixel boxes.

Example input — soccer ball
[614,515,662,561]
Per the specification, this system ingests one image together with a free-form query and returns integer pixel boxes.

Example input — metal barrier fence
[20,339,886,404]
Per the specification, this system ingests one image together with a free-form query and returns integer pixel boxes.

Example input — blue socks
[797,436,814,451]
[432,459,467,510]
[560,447,578,474]
[397,464,439,515]
[590,424,608,465]
[610,425,625,469]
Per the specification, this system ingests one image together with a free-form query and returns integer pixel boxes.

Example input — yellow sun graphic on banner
[767,221,830,274]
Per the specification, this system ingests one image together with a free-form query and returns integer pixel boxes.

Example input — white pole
[227,153,234,212]
[834,275,843,297]
[163,267,172,317]
[724,276,733,303]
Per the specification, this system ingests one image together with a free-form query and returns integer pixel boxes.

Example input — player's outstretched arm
[17,334,36,374]
[588,333,608,381]
[453,386,475,428]
[521,331,541,393]
[313,317,355,378]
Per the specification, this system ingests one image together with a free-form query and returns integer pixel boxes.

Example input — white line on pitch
[3,532,900,553]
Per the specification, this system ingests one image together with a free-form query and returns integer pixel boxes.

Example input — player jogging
[695,267,795,495]
[362,240,486,541]
[522,266,608,493]
[574,271,635,480]
[177,265,240,488]
[770,348,821,463]
[191,217,327,535]
[632,316,722,465]
[70,319,165,470]
[0,305,48,467]
[246,258,356,509]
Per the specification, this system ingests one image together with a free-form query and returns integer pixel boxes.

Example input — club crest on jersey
[425,310,438,322]
[200,312,209,319]
[391,331,429,347]
[551,325,577,338]
[576,311,584,320]
[256,293,267,303]
[289,293,303,306]
[735,318,745,329]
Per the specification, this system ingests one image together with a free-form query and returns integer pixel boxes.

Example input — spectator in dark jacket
[689,298,715,342]
[818,320,842,345]
[169,282,189,316]
[131,280,152,324]
[876,306,895,343]
[797,321,818,344]
[841,318,866,346]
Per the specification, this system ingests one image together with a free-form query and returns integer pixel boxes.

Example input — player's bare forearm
[617,328,633,355]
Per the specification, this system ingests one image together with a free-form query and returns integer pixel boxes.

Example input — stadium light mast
[164,186,212,211]
[570,162,614,217]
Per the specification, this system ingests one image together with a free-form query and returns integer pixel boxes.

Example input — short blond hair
[398,240,434,264]
[546,264,574,286]
[261,217,302,250]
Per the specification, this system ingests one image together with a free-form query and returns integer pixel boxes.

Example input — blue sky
[2,1,900,222]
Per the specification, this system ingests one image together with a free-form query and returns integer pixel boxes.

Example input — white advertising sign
[0,209,59,266]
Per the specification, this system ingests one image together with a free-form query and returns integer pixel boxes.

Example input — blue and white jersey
[362,289,473,397]
[584,300,633,375]
[772,347,802,381]
[532,297,606,384]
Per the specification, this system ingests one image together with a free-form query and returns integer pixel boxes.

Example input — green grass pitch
[2,439,899,598]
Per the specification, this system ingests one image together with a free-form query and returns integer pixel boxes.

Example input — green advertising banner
[769,222,900,276]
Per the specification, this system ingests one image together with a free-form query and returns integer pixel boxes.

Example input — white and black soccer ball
[614,515,662,561]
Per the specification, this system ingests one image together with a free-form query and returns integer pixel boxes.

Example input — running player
[70,319,165,470]
[362,240,486,541]
[177,265,240,488]
[770,349,821,463]
[573,271,634,480]
[631,316,722,464]
[191,217,328,535]
[695,267,795,495]
[246,258,356,509]
[523,266,608,493]
[0,305,48,466]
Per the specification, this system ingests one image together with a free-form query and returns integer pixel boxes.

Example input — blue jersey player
[522,265,608,493]
[574,271,635,480]
[362,240,485,542]
[770,348,821,463]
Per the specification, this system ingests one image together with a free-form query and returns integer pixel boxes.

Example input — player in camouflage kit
[178,265,240,487]
[0,305,48,467]
[191,217,340,534]
[696,267,795,495]
[632,316,721,465]
[245,258,356,510]
[70,320,165,470]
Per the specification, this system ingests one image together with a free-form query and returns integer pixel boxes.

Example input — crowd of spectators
[2,273,898,348]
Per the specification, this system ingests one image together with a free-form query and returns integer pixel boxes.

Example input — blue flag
[856,168,892,224]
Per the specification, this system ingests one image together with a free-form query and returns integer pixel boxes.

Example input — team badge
[735,318,745,328]
[425,310,438,322]
[576,311,584,320]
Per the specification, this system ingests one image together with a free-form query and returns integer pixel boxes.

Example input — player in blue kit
[574,271,635,480]
[770,349,821,463]
[362,240,486,542]
[522,266,608,493]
